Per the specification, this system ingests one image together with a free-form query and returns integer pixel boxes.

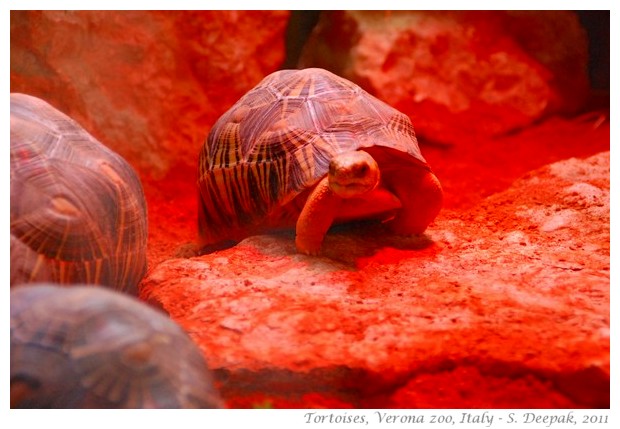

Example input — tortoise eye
[328,162,337,176]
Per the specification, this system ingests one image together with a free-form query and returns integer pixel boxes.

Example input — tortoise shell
[10,93,148,294]
[10,284,223,409]
[198,67,431,247]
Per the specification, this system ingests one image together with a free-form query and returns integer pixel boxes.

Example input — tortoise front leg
[386,168,443,235]
[295,177,342,255]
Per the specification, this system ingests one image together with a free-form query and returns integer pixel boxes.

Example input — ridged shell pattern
[198,68,428,245]
[10,93,148,294]
[10,284,223,408]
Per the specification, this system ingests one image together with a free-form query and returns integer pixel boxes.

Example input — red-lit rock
[10,10,290,179]
[298,11,590,144]
[140,151,609,408]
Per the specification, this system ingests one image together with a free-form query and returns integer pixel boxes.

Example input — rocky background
[10,10,609,408]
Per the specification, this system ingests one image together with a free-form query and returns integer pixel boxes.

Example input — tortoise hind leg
[386,168,443,235]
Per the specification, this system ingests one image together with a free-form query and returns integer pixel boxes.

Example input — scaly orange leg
[295,177,342,255]
[386,168,443,235]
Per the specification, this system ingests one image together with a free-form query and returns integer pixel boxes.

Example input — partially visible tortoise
[10,93,148,293]
[10,284,223,409]
[198,68,443,254]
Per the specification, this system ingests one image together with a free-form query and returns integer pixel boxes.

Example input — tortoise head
[328,150,381,198]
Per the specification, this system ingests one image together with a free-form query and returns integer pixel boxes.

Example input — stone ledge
[140,151,609,408]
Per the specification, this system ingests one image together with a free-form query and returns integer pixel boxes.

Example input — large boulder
[141,151,609,408]
[299,11,590,144]
[10,10,290,179]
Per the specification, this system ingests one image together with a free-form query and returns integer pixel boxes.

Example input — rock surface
[10,10,290,179]
[298,11,590,145]
[141,151,609,408]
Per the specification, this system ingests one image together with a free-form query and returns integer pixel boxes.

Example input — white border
[3,2,616,428]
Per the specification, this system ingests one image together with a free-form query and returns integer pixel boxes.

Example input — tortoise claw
[295,236,322,256]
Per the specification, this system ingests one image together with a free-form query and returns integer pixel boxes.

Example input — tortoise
[197,68,443,254]
[10,284,223,409]
[10,93,148,293]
